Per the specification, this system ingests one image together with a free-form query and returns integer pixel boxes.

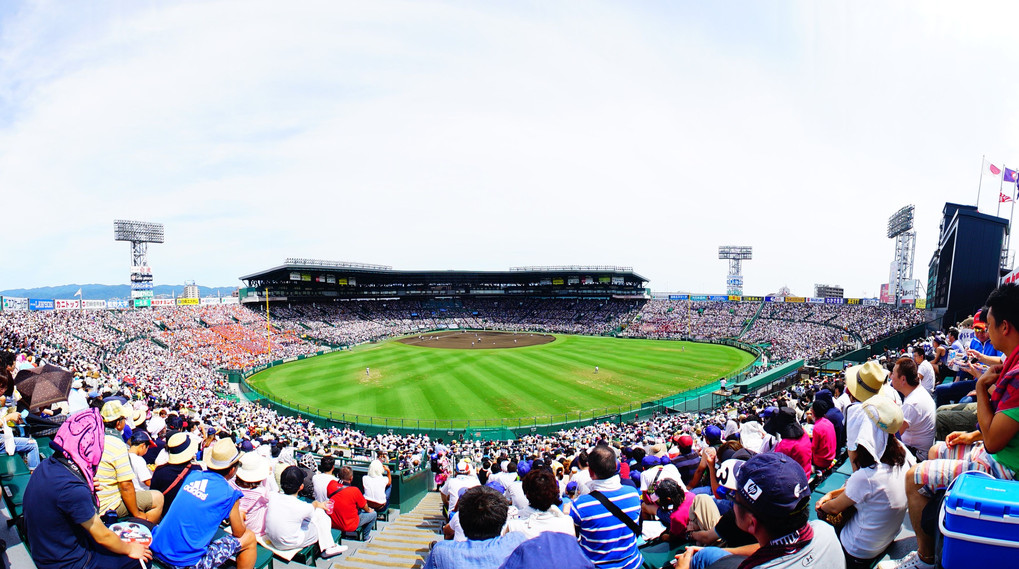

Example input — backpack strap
[588,490,641,536]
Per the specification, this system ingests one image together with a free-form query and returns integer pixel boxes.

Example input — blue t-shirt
[24,457,102,569]
[570,484,643,569]
[151,470,242,566]
[424,532,528,569]
[971,338,1004,359]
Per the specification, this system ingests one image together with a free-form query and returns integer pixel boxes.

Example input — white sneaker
[876,551,935,569]
[320,544,348,559]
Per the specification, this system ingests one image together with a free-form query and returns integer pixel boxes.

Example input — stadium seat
[0,454,29,480]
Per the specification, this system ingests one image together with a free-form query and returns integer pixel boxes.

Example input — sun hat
[100,400,130,423]
[732,453,810,516]
[166,432,199,465]
[236,453,271,483]
[763,407,804,440]
[845,360,887,402]
[204,438,242,470]
[861,394,904,435]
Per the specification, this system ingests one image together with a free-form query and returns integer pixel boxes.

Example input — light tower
[114,220,164,307]
[719,246,753,295]
[887,205,916,306]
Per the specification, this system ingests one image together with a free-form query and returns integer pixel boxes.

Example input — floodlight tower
[887,206,916,306]
[114,220,164,307]
[719,246,753,296]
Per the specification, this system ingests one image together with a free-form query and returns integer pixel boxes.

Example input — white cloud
[2,0,1018,299]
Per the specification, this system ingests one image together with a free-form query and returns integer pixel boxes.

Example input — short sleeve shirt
[24,458,101,569]
[327,481,368,532]
[95,431,133,513]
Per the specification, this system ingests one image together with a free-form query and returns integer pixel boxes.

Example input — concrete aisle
[330,492,444,569]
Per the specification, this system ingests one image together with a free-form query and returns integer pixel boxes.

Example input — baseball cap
[974,309,987,331]
[129,430,156,448]
[641,456,659,468]
[677,435,694,451]
[566,481,579,493]
[732,453,809,516]
[704,425,723,443]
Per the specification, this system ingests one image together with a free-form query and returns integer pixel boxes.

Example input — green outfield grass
[246,334,756,422]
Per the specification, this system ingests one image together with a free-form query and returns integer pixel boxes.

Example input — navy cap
[566,480,579,493]
[704,425,723,442]
[733,453,809,516]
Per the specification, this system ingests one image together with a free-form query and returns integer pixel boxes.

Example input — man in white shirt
[913,347,937,394]
[569,450,593,495]
[891,358,936,461]
[311,455,336,502]
[265,466,346,558]
[440,460,480,512]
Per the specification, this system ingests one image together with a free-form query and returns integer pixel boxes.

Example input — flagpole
[265,286,271,355]
[998,168,1006,217]
[978,155,986,211]
[1010,168,1017,270]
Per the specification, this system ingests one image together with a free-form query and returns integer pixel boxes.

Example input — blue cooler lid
[944,471,1019,541]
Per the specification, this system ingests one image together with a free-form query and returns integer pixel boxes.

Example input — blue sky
[2,1,1018,297]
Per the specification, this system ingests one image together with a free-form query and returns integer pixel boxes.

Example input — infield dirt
[396,330,555,349]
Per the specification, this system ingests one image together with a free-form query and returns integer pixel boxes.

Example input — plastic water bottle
[2,424,14,456]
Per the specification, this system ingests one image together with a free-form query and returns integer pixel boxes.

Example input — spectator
[1,409,40,471]
[763,407,812,479]
[150,432,202,511]
[441,460,481,512]
[890,357,935,461]
[504,468,574,538]
[675,453,844,569]
[312,454,336,502]
[652,478,720,544]
[233,453,272,537]
[816,395,909,568]
[424,485,528,569]
[24,408,153,569]
[265,465,347,558]
[570,445,643,569]
[95,400,163,522]
[363,458,392,511]
[128,430,156,490]
[809,399,837,474]
[885,284,1019,569]
[326,466,378,539]
[151,438,257,569]
[911,347,936,394]
[670,434,701,486]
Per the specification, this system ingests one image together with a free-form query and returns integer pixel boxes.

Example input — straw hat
[845,360,887,402]
[166,433,199,465]
[204,438,242,470]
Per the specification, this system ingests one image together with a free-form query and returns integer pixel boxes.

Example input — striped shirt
[95,430,133,513]
[569,482,643,569]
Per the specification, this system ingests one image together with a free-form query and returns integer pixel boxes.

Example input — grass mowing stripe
[250,334,756,422]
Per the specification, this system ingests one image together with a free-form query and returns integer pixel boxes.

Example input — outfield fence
[234,334,764,440]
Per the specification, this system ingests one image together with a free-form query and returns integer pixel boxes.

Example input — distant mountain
[0,284,239,300]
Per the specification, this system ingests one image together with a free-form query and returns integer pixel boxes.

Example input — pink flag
[990,163,1002,176]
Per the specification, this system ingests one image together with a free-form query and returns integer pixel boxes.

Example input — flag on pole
[1001,193,1013,203]
[986,159,1002,177]
[1006,168,1019,184]
[73,288,82,297]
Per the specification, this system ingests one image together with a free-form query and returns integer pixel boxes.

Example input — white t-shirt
[129,453,151,491]
[835,392,851,417]
[265,493,316,550]
[504,505,575,539]
[755,521,845,569]
[571,469,593,495]
[312,472,335,502]
[504,480,529,510]
[917,359,936,393]
[441,474,480,511]
[900,388,936,458]
[363,474,388,504]
[639,464,685,494]
[841,463,908,559]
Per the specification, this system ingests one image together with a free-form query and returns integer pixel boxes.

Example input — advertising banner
[131,290,153,299]
[1003,267,1019,285]
[598,277,611,283]
[785,297,806,303]
[131,282,153,290]
[82,299,107,309]
[915,298,927,309]
[708,295,728,301]
[825,297,846,305]
[540,279,552,286]
[552,278,564,285]
[200,297,221,305]
[151,299,175,307]
[880,284,891,304]
[55,299,80,310]
[728,295,742,301]
[807,297,825,304]
[337,278,348,285]
[611,276,624,285]
[176,298,200,306]
[107,299,130,309]
[846,298,861,305]
[29,299,54,311]
[862,298,880,306]
[133,298,151,308]
[2,297,28,311]
[669,295,689,300]
[221,297,239,305]
[765,296,782,302]
[568,277,579,285]
[691,295,708,301]
[326,275,336,284]
[301,274,311,282]
[744,296,764,302]
[289,272,301,281]
[582,277,593,284]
